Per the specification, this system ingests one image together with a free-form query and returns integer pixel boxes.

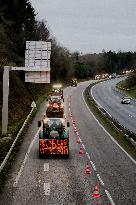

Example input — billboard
[25,71,50,83]
[25,41,51,83]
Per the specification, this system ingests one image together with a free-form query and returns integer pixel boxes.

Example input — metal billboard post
[2,66,11,135]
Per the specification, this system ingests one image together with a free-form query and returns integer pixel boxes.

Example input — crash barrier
[85,83,136,147]
[0,105,36,174]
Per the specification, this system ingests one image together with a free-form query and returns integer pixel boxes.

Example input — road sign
[25,41,51,68]
[25,41,51,83]
[31,101,36,108]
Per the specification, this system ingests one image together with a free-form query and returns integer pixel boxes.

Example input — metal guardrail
[0,106,35,173]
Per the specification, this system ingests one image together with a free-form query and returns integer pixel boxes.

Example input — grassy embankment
[84,82,136,161]
[116,80,136,99]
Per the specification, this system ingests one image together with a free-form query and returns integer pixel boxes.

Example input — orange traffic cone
[85,162,91,175]
[74,127,77,133]
[73,122,75,126]
[76,138,80,144]
[72,120,76,124]
[79,147,84,155]
[92,184,101,198]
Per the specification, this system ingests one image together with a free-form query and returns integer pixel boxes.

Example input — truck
[38,118,70,158]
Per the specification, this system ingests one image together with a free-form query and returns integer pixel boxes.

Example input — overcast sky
[31,0,136,54]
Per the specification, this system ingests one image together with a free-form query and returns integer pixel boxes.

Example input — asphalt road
[0,80,136,205]
[91,78,136,134]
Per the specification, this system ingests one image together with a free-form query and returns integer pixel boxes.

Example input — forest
[0,0,136,135]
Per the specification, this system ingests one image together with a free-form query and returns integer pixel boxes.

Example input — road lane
[0,82,109,205]
[91,78,136,133]
[0,80,135,205]
[69,81,136,204]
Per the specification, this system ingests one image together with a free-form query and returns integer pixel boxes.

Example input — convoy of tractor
[38,84,70,158]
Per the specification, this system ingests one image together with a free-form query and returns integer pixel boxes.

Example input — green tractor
[38,118,70,158]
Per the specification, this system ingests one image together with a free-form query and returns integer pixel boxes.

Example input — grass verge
[116,80,136,99]
[84,82,136,161]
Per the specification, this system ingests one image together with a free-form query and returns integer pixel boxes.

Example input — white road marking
[13,128,41,187]
[82,91,136,165]
[97,174,105,186]
[82,144,85,150]
[76,132,79,136]
[44,163,49,172]
[86,152,90,160]
[90,161,96,171]
[44,183,50,195]
[105,190,115,205]
[80,138,82,143]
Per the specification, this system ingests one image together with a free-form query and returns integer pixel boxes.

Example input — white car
[121,97,130,104]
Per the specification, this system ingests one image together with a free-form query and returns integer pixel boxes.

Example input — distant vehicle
[71,78,77,86]
[109,73,116,79]
[101,73,109,79]
[95,75,101,80]
[38,118,70,158]
[95,74,109,80]
[121,97,130,104]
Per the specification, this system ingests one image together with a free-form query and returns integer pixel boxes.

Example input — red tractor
[46,99,64,118]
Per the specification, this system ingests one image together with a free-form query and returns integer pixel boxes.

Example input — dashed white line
[105,190,115,205]
[44,182,50,195]
[90,161,96,171]
[97,174,105,186]
[44,163,49,172]
[79,138,82,143]
[86,152,90,160]
[13,127,41,187]
[82,144,86,150]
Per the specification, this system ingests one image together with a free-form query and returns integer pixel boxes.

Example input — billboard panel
[25,71,50,83]
[25,41,51,68]
[25,41,51,83]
